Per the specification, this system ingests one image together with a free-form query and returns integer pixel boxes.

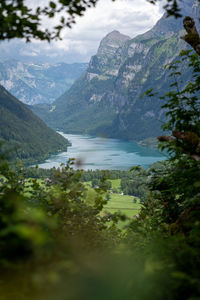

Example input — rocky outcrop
[88,31,130,77]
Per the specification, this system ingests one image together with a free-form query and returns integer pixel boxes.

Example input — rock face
[89,31,131,77]
[0,61,87,105]
[36,31,131,134]
[38,0,200,141]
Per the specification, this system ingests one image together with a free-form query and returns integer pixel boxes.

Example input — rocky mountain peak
[104,30,130,41]
[97,30,131,56]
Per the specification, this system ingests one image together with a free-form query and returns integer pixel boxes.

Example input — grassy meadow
[85,179,141,219]
[23,176,141,221]
[105,179,141,218]
[105,193,140,218]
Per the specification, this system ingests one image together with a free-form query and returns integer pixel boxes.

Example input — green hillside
[0,85,70,164]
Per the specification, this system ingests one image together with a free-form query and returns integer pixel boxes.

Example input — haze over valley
[0,61,87,105]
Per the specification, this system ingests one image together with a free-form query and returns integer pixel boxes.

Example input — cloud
[0,0,163,63]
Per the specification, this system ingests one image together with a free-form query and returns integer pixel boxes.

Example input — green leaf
[49,2,56,9]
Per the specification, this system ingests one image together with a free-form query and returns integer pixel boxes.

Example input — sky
[0,0,164,64]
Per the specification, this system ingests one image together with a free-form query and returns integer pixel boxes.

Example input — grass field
[85,179,141,218]
[104,193,141,218]
[106,179,141,218]
[24,178,142,220]
[110,179,121,192]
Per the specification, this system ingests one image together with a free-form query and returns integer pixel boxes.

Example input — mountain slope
[36,0,200,141]
[0,85,70,164]
[0,61,87,105]
[36,30,131,133]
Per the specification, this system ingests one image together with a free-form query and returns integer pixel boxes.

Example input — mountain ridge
[0,61,87,105]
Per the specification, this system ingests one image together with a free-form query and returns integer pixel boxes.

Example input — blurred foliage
[125,50,200,298]
[0,0,111,41]
[0,154,126,298]
[159,50,200,159]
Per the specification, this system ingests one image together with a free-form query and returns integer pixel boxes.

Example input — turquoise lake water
[38,133,166,170]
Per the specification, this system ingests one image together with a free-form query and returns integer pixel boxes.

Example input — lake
[38,133,166,170]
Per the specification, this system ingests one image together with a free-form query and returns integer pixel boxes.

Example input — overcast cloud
[0,0,164,64]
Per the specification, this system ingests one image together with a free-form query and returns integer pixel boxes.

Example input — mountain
[34,31,131,133]
[0,61,87,105]
[34,0,200,142]
[0,85,70,164]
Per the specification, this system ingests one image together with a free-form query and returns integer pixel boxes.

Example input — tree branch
[158,131,200,162]
[181,16,200,55]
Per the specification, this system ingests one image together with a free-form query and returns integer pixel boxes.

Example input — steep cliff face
[88,30,131,77]
[39,0,200,140]
[105,34,186,140]
[107,0,200,141]
[40,31,131,133]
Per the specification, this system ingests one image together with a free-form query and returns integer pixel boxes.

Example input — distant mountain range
[0,85,70,164]
[33,0,199,143]
[0,61,87,105]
